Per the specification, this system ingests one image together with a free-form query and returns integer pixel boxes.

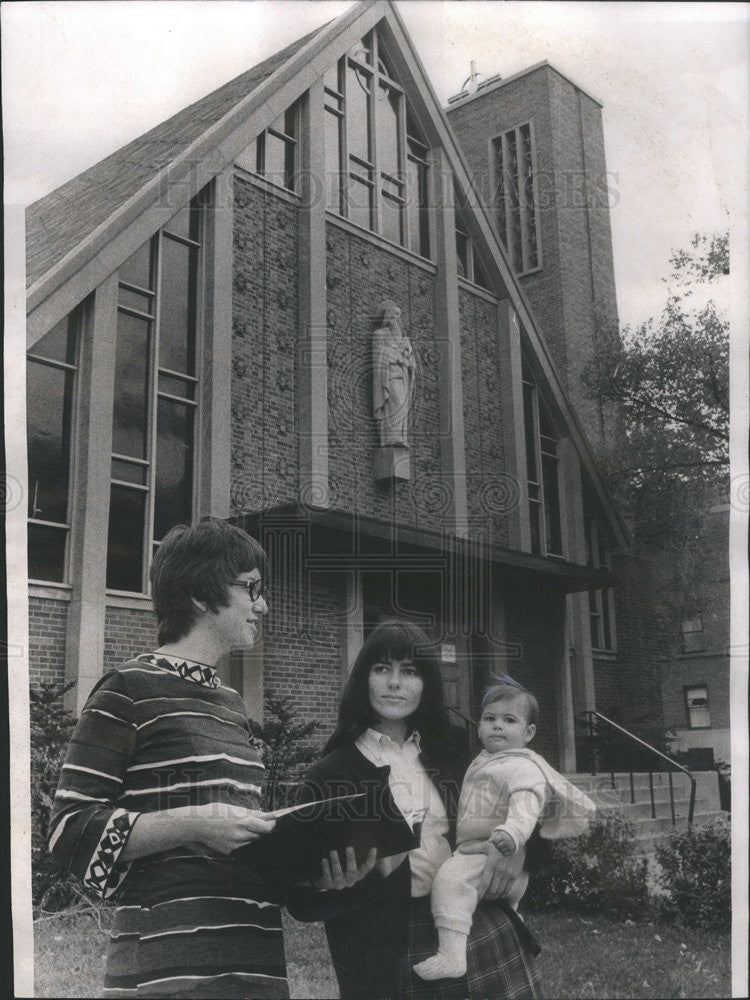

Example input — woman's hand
[312,846,377,891]
[457,839,517,900]
[184,803,276,854]
[119,804,275,862]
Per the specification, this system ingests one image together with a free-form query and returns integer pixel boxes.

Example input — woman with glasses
[48,519,289,998]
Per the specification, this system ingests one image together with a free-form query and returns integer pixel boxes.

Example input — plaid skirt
[398,897,542,1000]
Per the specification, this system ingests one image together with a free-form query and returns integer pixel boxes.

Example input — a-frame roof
[25,0,630,547]
[26,25,326,289]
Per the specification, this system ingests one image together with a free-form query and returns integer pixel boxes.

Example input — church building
[26,0,664,770]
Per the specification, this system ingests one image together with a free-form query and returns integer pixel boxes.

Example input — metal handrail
[584,709,696,827]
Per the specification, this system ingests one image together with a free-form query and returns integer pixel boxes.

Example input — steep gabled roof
[26,25,326,288]
[25,0,630,546]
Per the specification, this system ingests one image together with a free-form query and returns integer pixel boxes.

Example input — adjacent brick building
[27,0,674,770]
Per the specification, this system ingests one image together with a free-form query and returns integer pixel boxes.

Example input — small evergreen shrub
[524,812,650,921]
[30,681,85,910]
[248,691,321,810]
[654,818,730,930]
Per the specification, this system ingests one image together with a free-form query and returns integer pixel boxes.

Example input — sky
[2,0,747,328]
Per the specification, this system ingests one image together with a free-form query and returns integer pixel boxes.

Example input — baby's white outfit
[430,748,595,934]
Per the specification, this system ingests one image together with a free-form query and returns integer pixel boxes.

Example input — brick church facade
[25,0,666,771]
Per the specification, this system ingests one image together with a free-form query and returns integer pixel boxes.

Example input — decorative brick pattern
[459,287,509,545]
[231,177,300,515]
[325,224,443,532]
[29,597,69,688]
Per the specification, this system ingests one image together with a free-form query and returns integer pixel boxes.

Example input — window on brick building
[455,195,491,289]
[324,29,431,258]
[106,196,203,593]
[521,358,563,557]
[253,102,299,192]
[685,685,710,728]
[583,498,617,652]
[681,615,705,653]
[493,121,541,274]
[27,307,82,582]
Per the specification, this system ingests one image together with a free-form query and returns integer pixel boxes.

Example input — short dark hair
[150,520,268,645]
[480,684,539,727]
[325,621,453,753]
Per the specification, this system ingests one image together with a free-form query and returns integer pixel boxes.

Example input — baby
[414,676,595,981]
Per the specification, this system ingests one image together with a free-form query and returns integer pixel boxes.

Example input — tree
[586,232,729,620]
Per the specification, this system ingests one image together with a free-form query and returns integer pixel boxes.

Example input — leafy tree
[586,232,729,621]
[588,233,728,534]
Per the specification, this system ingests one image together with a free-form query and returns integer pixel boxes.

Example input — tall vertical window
[27,308,81,582]
[685,685,710,728]
[493,122,540,274]
[583,500,616,651]
[107,197,202,593]
[455,194,490,289]
[323,30,431,258]
[522,359,563,557]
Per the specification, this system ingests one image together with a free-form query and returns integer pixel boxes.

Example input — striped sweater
[48,653,288,998]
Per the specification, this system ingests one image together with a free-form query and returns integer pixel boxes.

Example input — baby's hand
[489,829,516,856]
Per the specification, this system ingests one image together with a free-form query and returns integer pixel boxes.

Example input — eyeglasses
[229,579,268,602]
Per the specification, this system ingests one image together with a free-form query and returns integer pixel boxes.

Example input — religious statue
[372,299,416,448]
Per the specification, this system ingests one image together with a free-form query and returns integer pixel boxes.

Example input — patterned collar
[138,652,221,688]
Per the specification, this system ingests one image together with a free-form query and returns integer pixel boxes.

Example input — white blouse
[355,728,452,897]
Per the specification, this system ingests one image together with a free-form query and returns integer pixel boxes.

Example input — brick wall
[661,656,730,732]
[447,66,620,457]
[263,572,346,742]
[605,549,667,737]
[593,655,620,717]
[459,286,509,544]
[501,583,565,768]
[28,597,68,688]
[104,605,159,673]
[231,177,300,515]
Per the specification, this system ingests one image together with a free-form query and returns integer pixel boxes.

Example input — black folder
[232,782,419,892]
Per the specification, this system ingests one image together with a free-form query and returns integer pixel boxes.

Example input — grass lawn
[32,905,730,999]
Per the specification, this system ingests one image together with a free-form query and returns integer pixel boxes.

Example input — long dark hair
[324,621,454,753]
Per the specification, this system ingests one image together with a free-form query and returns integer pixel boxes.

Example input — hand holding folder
[232,780,419,893]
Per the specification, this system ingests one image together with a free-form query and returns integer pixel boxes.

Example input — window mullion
[145,234,163,595]
[369,67,380,235]
[340,58,350,218]
[501,133,512,255]
[531,388,547,556]
[516,127,531,273]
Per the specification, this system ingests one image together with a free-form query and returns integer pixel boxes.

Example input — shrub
[654,818,730,930]
[30,681,85,910]
[248,691,321,810]
[524,812,650,921]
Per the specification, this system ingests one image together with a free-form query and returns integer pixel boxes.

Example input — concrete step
[566,771,695,793]
[580,784,695,808]
[562,772,726,854]
[635,811,727,853]
[596,796,711,823]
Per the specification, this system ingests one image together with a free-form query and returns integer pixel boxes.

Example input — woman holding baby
[287,621,545,1000]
